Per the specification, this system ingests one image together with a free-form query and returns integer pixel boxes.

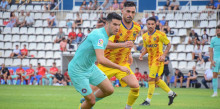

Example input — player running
[210,24,220,97]
[68,12,130,109]
[139,17,177,106]
[96,1,141,109]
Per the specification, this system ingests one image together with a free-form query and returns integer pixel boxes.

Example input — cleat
[211,93,218,97]
[140,100,150,106]
[168,92,177,105]
[79,98,93,109]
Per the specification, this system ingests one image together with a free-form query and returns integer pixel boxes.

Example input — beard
[217,33,220,37]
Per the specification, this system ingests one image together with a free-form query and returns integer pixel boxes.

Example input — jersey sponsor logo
[82,88,87,93]
[153,37,157,41]
[133,31,137,37]
[148,44,158,47]
[98,39,104,47]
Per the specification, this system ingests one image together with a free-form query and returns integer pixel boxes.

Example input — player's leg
[212,72,218,97]
[179,77,183,87]
[140,66,157,106]
[121,74,139,109]
[46,74,54,86]
[155,65,177,105]
[42,75,46,86]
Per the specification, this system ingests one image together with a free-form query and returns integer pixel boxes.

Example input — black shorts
[14,54,18,56]
[162,68,170,76]
[194,56,199,60]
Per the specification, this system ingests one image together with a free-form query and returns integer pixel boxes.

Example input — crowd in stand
[0,63,71,86]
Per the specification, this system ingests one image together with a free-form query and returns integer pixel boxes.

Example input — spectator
[92,0,100,10]
[134,68,143,86]
[20,44,28,58]
[98,0,112,10]
[151,12,159,21]
[200,51,210,65]
[201,65,213,89]
[74,12,83,27]
[186,66,198,88]
[174,68,184,88]
[161,21,171,34]
[54,28,65,43]
[161,56,170,86]
[60,38,67,52]
[16,64,25,85]
[160,16,166,26]
[96,13,106,28]
[68,28,77,44]
[47,12,56,27]
[141,71,148,88]
[10,45,21,58]
[0,63,9,85]
[64,69,72,86]
[53,70,66,86]
[35,63,47,85]
[43,62,60,86]
[214,0,220,9]
[6,12,17,27]
[155,20,162,30]
[44,0,58,10]
[17,10,26,27]
[0,0,8,11]
[134,40,143,53]
[163,0,171,10]
[25,11,34,27]
[168,0,180,10]
[112,0,119,10]
[22,64,35,85]
[87,0,93,10]
[119,0,126,10]
[188,30,200,45]
[206,0,214,9]
[141,13,149,25]
[80,0,87,10]
[201,29,209,47]
[192,45,202,61]
[66,19,73,29]
[76,28,84,43]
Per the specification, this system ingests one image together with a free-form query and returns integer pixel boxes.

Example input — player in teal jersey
[209,24,220,97]
[68,12,130,109]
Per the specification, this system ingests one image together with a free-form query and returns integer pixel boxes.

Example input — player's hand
[124,41,134,48]
[159,55,165,62]
[211,60,216,67]
[139,55,143,61]
[119,66,130,74]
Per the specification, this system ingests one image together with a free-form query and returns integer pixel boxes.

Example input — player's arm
[106,40,134,49]
[95,49,130,74]
[139,47,148,61]
[128,53,133,65]
[209,47,215,67]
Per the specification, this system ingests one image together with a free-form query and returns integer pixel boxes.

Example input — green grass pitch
[0,85,219,109]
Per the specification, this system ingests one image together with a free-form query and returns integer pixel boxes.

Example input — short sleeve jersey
[104,21,141,65]
[142,30,170,67]
[210,36,220,60]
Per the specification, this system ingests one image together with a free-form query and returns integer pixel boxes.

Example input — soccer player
[0,63,9,85]
[68,12,130,109]
[210,24,220,97]
[139,17,177,106]
[35,63,47,85]
[22,64,35,85]
[16,64,25,85]
[96,1,141,109]
[43,62,59,86]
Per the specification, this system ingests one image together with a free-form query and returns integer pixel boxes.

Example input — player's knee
[130,87,140,97]
[86,95,96,105]
[105,87,114,96]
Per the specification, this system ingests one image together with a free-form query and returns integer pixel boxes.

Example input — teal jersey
[210,36,220,59]
[69,27,109,72]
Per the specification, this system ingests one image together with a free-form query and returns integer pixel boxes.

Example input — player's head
[29,64,32,68]
[53,62,56,67]
[216,24,220,37]
[192,66,196,70]
[105,12,122,36]
[122,1,136,23]
[144,71,147,74]
[19,64,22,68]
[38,63,41,67]
[203,29,206,34]
[2,63,5,68]
[16,45,19,49]
[146,17,156,32]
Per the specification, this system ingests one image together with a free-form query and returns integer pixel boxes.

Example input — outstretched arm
[106,40,134,49]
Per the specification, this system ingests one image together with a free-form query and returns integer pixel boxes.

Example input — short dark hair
[135,67,139,70]
[217,25,220,29]
[124,1,136,8]
[106,12,122,22]
[147,17,156,23]
[38,63,41,65]
[144,71,148,74]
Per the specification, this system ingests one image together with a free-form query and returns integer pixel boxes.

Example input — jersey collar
[122,20,133,30]
[148,30,156,36]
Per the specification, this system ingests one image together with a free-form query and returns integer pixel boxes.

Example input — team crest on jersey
[133,31,137,37]
[82,88,87,93]
[98,39,104,47]
[153,37,157,41]
[120,33,122,36]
